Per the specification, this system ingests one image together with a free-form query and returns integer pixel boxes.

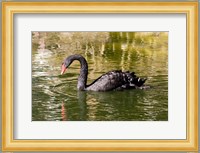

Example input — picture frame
[2,1,198,151]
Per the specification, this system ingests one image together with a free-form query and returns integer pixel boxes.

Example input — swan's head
[61,59,70,75]
[61,54,86,75]
[61,55,75,75]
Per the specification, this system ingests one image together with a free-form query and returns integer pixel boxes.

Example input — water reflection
[61,102,67,121]
[59,87,167,121]
[32,32,168,121]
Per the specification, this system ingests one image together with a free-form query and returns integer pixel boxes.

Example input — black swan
[61,54,147,91]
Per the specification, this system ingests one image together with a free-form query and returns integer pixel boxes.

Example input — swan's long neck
[77,56,88,90]
[66,55,88,90]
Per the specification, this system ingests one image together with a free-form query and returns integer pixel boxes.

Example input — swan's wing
[86,70,147,91]
[86,70,125,91]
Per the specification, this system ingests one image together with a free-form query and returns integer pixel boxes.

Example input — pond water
[32,32,168,121]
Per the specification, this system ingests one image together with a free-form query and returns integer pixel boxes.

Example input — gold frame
[2,2,198,151]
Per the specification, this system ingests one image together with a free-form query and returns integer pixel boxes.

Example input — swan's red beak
[61,64,67,75]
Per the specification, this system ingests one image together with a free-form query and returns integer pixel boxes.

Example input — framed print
[2,1,198,152]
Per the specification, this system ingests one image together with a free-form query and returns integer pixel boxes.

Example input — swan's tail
[125,71,147,87]
[132,77,147,87]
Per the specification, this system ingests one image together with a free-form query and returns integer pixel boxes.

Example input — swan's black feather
[86,70,125,91]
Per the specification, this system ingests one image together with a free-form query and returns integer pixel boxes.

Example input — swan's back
[86,70,146,91]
